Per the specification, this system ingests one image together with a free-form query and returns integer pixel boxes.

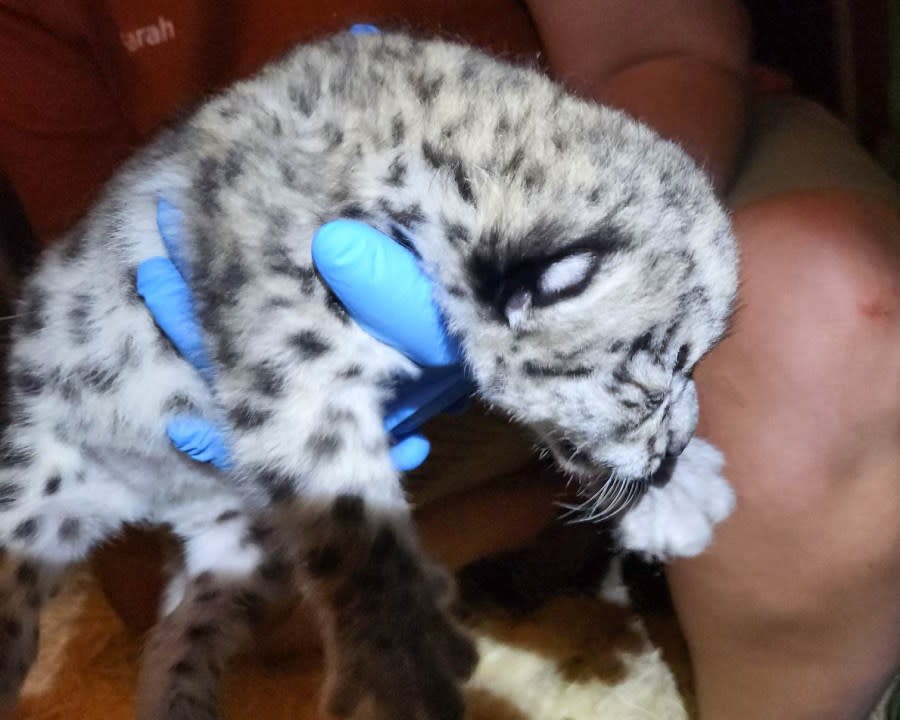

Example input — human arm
[525,0,751,192]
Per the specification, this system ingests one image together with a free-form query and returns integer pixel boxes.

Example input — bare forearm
[526,0,751,192]
[594,57,748,192]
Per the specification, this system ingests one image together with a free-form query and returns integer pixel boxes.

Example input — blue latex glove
[137,202,472,472]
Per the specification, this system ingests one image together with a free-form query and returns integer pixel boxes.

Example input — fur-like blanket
[17,568,693,719]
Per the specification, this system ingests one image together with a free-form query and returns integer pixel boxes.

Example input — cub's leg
[0,433,145,717]
[137,503,296,720]
[186,241,478,716]
[298,491,478,720]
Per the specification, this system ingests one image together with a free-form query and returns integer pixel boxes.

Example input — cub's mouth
[542,435,611,480]
[542,435,681,489]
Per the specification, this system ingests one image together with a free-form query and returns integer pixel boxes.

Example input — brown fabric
[0,0,542,244]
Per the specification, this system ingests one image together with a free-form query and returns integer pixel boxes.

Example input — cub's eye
[467,223,627,328]
[499,251,598,328]
[537,252,596,297]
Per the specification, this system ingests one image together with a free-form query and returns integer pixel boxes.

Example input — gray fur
[0,32,737,719]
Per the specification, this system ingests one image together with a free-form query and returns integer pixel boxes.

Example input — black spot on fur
[196,156,223,210]
[215,259,249,308]
[522,361,593,379]
[0,443,33,469]
[369,526,399,563]
[13,369,45,397]
[629,331,654,357]
[338,202,371,221]
[323,122,344,149]
[338,365,363,379]
[228,403,272,430]
[78,364,120,393]
[380,200,424,230]
[0,482,21,509]
[503,147,525,176]
[255,469,295,504]
[17,288,46,335]
[12,517,39,542]
[264,248,318,294]
[258,555,292,584]
[163,394,198,415]
[289,330,330,360]
[43,475,61,496]
[250,362,286,397]
[60,230,86,262]
[1,618,21,639]
[391,114,405,146]
[385,156,407,187]
[307,433,342,459]
[245,521,274,545]
[187,623,216,642]
[332,494,365,524]
[306,544,342,577]
[421,141,475,205]
[674,344,691,373]
[552,133,569,153]
[442,218,470,246]
[523,166,545,192]
[413,72,444,104]
[196,589,221,603]
[215,510,240,524]
[66,294,92,345]
[223,148,243,184]
[58,517,80,542]
[289,84,317,117]
[16,562,37,586]
[232,590,266,625]
[171,660,195,676]
[278,160,297,187]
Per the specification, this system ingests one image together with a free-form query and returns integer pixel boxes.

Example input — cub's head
[417,96,738,507]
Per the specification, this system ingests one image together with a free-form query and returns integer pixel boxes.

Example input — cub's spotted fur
[0,32,737,719]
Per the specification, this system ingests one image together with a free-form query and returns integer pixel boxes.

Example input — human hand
[312,220,473,466]
[137,202,472,472]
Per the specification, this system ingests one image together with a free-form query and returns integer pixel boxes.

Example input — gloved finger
[349,23,379,35]
[389,433,431,472]
[166,416,233,470]
[312,220,462,368]
[384,366,474,438]
[444,396,471,416]
[136,257,214,382]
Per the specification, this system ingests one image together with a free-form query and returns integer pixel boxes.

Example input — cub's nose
[666,432,691,459]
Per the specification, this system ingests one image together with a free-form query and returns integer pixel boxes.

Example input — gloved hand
[136,201,472,472]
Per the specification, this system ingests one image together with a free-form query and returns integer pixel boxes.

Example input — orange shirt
[0,1,542,244]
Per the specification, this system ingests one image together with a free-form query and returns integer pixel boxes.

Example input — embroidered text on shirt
[121,16,176,53]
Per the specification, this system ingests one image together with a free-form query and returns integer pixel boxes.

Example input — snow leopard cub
[0,30,737,720]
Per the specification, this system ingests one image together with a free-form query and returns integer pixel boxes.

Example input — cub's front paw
[316,523,477,720]
[617,437,734,559]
